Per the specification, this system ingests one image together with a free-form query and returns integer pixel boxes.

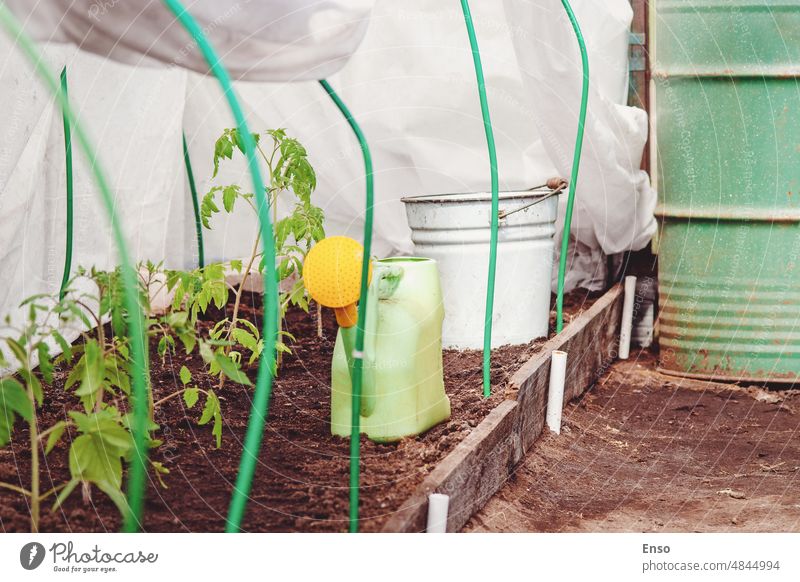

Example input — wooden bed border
[381,284,624,532]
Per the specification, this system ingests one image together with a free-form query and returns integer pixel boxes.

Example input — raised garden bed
[0,285,602,532]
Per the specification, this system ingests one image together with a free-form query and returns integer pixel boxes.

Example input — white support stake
[619,275,637,360]
[546,350,567,435]
[426,493,450,533]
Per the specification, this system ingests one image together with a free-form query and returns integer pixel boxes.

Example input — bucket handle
[498,177,567,220]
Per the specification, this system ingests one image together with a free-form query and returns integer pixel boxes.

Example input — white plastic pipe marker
[619,276,637,360]
[546,350,567,435]
[426,493,450,533]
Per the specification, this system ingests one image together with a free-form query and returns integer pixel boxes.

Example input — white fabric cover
[4,0,373,82]
[0,0,654,323]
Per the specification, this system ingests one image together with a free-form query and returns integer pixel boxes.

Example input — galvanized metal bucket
[402,189,558,349]
[654,0,800,383]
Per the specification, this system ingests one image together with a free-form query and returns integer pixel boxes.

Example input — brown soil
[467,350,800,532]
[0,288,597,532]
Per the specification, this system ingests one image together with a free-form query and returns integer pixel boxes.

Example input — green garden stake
[0,6,151,532]
[318,80,374,533]
[159,0,279,533]
[182,133,205,268]
[459,0,500,398]
[555,0,589,334]
[59,66,73,300]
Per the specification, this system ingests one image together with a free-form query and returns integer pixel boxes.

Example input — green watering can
[330,257,451,442]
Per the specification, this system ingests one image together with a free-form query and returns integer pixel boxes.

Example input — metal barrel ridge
[653,0,800,383]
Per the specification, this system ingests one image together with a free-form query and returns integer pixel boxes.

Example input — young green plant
[202,128,325,374]
[0,292,132,531]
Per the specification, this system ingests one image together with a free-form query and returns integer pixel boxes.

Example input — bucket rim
[401,187,557,204]
[376,256,435,264]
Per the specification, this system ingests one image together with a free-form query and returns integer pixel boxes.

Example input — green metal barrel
[653,0,800,383]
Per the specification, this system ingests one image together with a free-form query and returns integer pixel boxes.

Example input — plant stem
[0,481,31,497]
[39,482,67,501]
[95,306,106,412]
[219,233,261,389]
[37,421,73,442]
[227,233,262,343]
[316,302,323,338]
[72,296,106,410]
[27,383,40,532]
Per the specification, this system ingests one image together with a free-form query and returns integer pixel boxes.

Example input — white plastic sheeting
[505,0,656,287]
[4,0,374,82]
[0,0,654,322]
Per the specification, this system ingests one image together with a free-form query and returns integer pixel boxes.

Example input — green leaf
[222,185,239,213]
[104,356,131,396]
[212,133,235,177]
[94,478,131,517]
[65,303,93,329]
[198,389,222,448]
[5,338,27,367]
[52,331,73,362]
[183,388,199,408]
[74,341,105,407]
[44,420,67,454]
[166,311,189,329]
[232,128,260,154]
[231,328,258,352]
[0,378,33,446]
[19,370,43,407]
[64,356,85,390]
[214,353,252,386]
[37,342,54,384]
[179,365,191,386]
[200,190,220,229]
[69,409,133,452]
[66,408,133,515]
[237,318,261,339]
[198,340,215,365]
[150,460,170,489]
[157,336,167,358]
[212,408,222,448]
[68,434,124,488]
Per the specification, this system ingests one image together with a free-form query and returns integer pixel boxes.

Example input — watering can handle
[341,265,404,418]
[340,317,377,419]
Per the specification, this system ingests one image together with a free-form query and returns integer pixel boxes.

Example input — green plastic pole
[182,133,205,268]
[318,79,374,533]
[58,66,73,300]
[459,0,499,398]
[0,5,151,532]
[158,0,279,533]
[556,0,589,333]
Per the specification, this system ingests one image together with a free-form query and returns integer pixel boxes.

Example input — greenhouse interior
[1,0,799,548]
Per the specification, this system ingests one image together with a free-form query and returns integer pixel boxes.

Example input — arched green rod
[0,5,151,532]
[158,0,279,533]
[58,66,73,300]
[459,0,500,398]
[555,0,589,333]
[318,79,374,533]
[182,132,205,268]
